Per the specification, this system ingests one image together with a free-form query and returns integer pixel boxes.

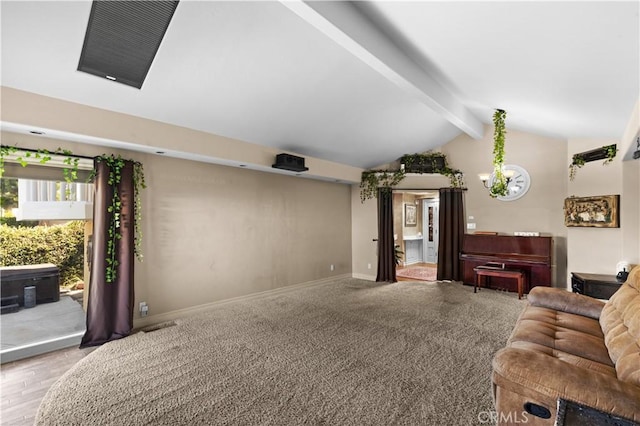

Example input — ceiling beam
[281,0,484,139]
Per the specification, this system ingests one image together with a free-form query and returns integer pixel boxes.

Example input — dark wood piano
[460,234,553,292]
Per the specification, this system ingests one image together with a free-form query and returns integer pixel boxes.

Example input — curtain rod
[1,145,95,161]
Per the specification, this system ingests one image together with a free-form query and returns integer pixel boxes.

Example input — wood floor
[1,346,94,425]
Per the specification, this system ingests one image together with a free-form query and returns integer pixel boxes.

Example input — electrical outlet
[367,263,372,270]
[330,264,335,271]
[467,223,476,230]
[139,302,148,317]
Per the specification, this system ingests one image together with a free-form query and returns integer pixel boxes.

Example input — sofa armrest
[492,347,640,423]
[527,286,605,319]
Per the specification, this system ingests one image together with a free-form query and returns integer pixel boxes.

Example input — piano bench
[473,267,526,299]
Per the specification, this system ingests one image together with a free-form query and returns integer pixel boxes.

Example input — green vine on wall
[568,155,585,181]
[568,144,617,181]
[489,109,508,198]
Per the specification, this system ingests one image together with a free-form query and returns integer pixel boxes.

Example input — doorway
[392,190,439,282]
[423,199,439,264]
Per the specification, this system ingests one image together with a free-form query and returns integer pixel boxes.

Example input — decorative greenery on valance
[359,151,464,202]
[569,144,617,181]
[0,146,81,187]
[0,145,146,283]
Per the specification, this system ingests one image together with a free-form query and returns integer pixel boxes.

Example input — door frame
[423,198,439,264]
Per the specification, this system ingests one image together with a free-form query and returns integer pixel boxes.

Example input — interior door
[423,199,439,264]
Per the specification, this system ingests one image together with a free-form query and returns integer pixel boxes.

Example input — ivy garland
[568,155,585,181]
[133,160,146,262]
[0,146,146,284]
[360,169,405,202]
[603,144,617,165]
[400,152,464,188]
[94,154,146,283]
[568,144,617,181]
[0,146,81,191]
[489,109,508,198]
[62,150,80,183]
[0,145,13,176]
[359,151,464,202]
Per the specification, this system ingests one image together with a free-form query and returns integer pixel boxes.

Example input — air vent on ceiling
[77,0,179,89]
[272,154,309,172]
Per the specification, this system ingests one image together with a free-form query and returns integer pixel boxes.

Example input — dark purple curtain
[81,160,135,348]
[437,188,465,281]
[376,188,396,282]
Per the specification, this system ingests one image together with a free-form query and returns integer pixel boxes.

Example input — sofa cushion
[600,266,640,387]
[507,305,615,373]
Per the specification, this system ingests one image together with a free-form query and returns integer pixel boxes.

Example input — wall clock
[489,164,531,201]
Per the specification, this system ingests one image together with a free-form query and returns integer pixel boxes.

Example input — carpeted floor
[396,265,438,281]
[36,278,526,425]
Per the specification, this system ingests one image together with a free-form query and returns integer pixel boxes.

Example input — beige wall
[1,131,353,324]
[566,138,623,278]
[565,99,640,277]
[351,185,378,280]
[4,87,637,307]
[620,99,640,268]
[621,159,640,268]
[350,107,638,290]
[139,155,352,316]
[620,98,640,265]
[442,126,568,287]
[1,87,362,184]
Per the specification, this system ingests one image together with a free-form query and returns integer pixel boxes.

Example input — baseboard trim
[133,274,351,329]
[352,273,376,281]
[1,332,83,364]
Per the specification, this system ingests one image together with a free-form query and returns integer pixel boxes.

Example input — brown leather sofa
[492,265,640,425]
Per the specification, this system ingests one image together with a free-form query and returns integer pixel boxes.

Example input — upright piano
[459,234,553,292]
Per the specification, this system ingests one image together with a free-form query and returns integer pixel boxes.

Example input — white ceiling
[1,1,638,169]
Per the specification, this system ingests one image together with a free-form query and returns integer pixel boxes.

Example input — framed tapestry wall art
[405,204,417,227]
[564,195,619,228]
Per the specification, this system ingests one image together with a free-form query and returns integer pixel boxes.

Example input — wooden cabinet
[571,272,621,300]
[404,239,423,265]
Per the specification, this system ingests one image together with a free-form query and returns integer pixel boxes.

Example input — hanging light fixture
[478,109,510,198]
[479,167,516,189]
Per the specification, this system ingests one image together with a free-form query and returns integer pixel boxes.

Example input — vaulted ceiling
[2,1,638,169]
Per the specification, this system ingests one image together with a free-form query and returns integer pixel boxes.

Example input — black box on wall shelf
[272,153,309,172]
